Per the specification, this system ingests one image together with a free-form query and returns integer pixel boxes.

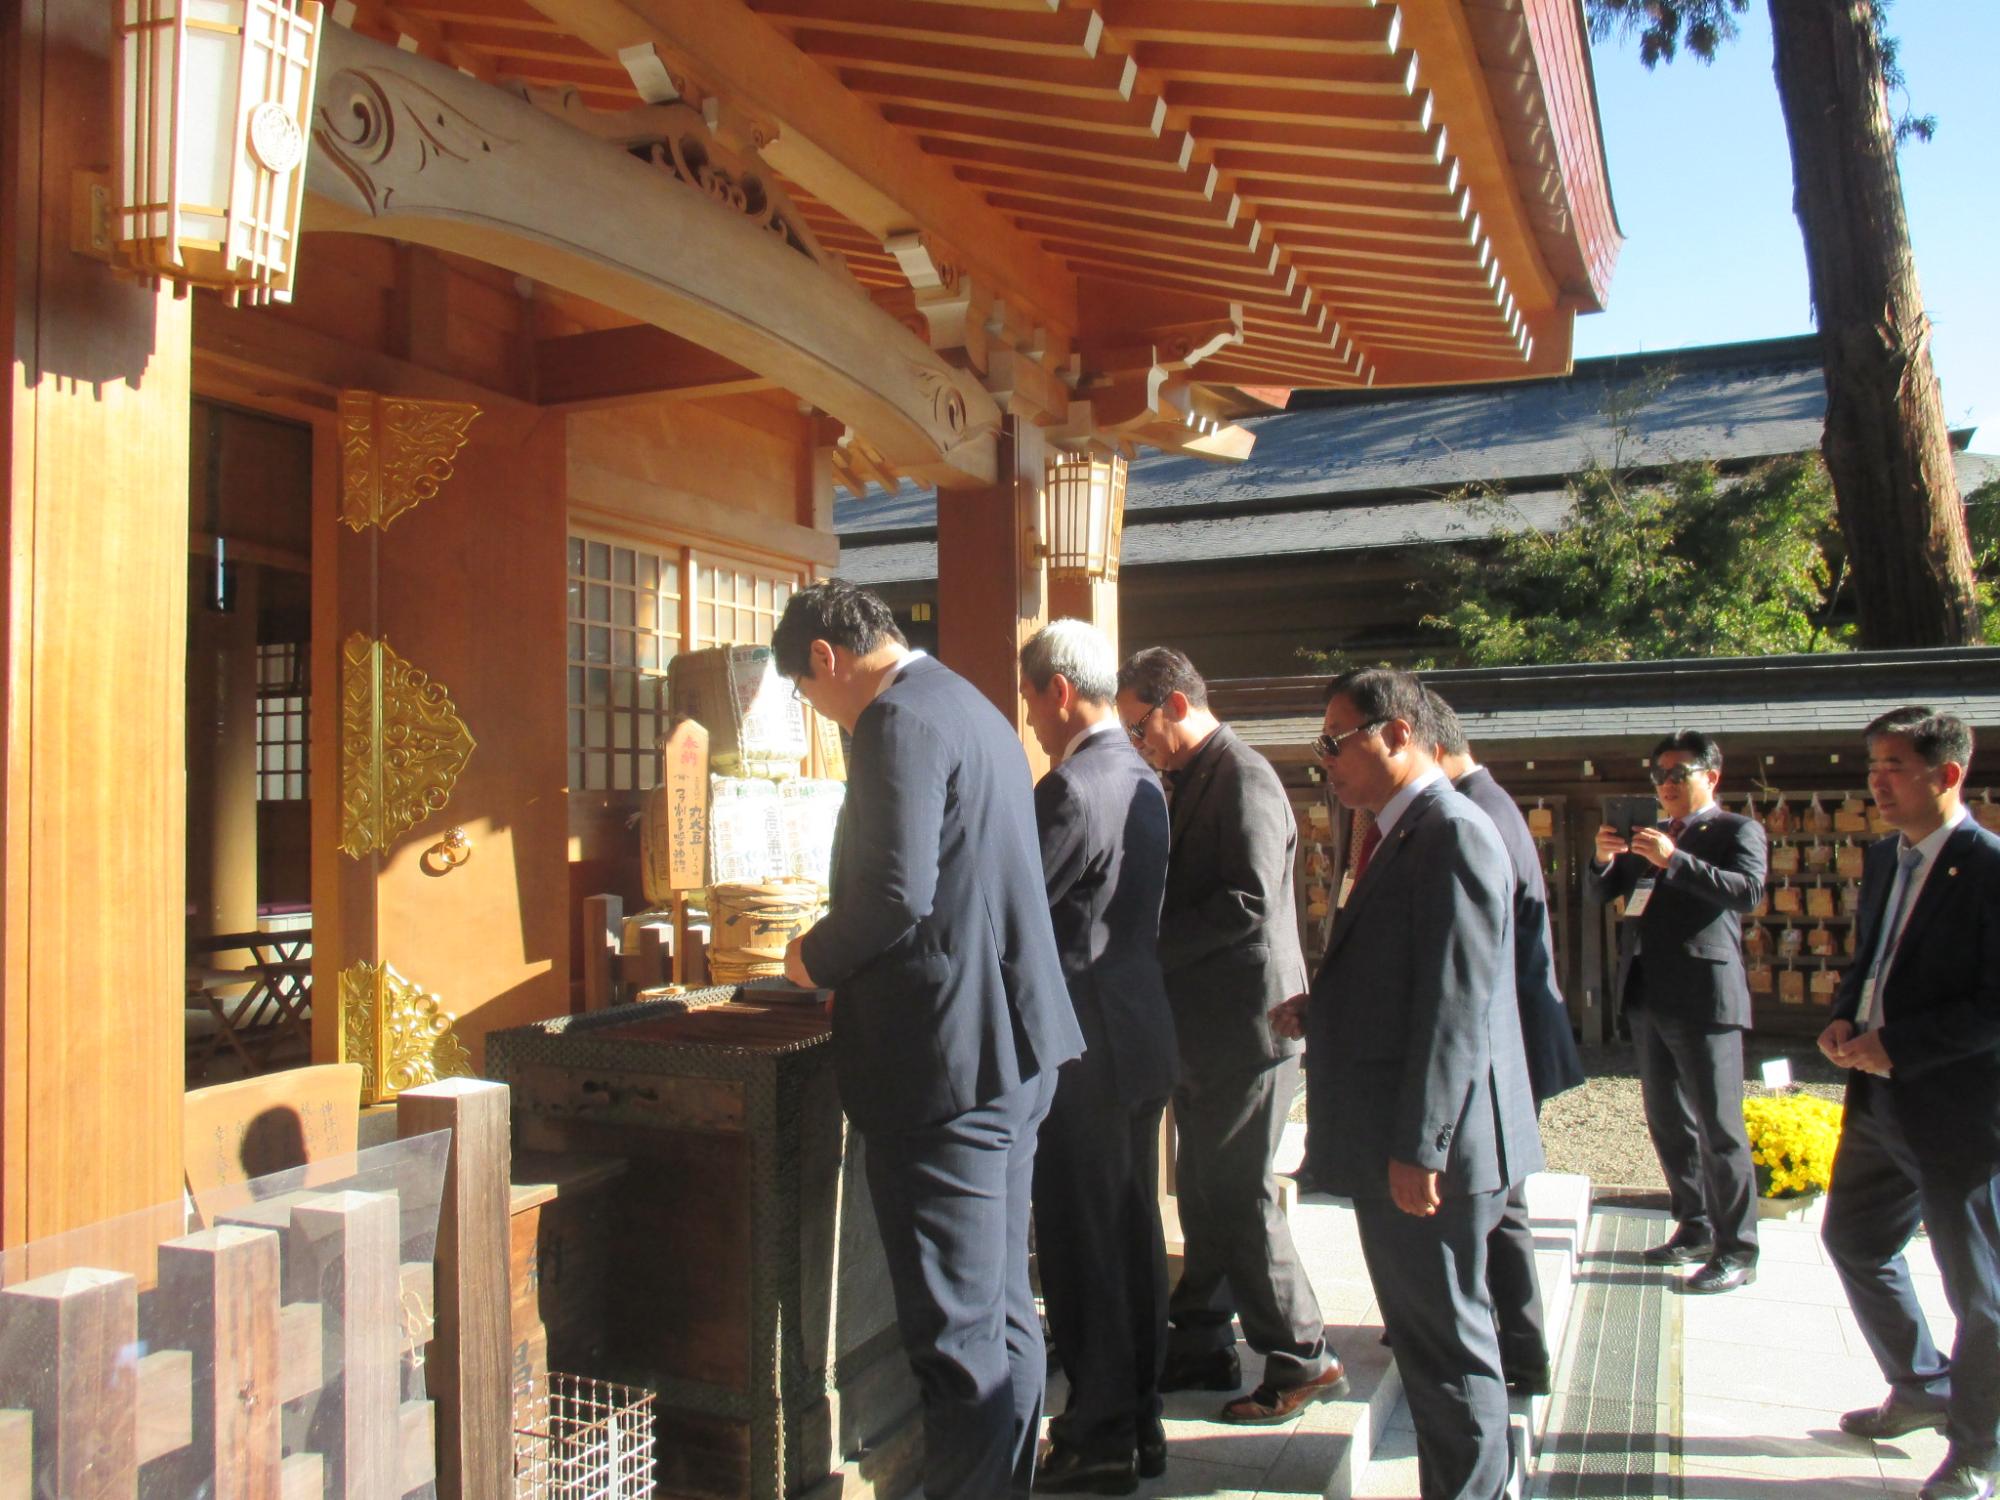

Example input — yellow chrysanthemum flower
[1742,1094,1844,1198]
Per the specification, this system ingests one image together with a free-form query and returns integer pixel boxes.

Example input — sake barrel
[706,880,821,985]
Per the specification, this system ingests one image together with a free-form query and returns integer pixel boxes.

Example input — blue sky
[1574,2,1998,447]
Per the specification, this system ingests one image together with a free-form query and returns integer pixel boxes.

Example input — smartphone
[1603,794,1662,846]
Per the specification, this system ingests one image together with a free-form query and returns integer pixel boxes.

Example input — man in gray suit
[1116,646,1343,1425]
[1019,621,1177,1493]
[1429,689,1584,1397]
[1276,668,1543,1500]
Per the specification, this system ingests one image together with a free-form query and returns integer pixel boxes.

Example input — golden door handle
[423,826,472,873]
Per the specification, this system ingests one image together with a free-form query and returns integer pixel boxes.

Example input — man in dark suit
[1275,668,1543,1500]
[1428,689,1584,1396]
[1816,707,2000,1500]
[1586,729,1766,1294]
[1017,620,1177,1494]
[777,581,1085,1500]
[1115,646,1342,1425]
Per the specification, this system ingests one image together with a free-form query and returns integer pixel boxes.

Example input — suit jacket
[1585,807,1767,1029]
[800,656,1084,1134]
[1034,727,1178,1105]
[1832,817,2000,1181]
[1307,778,1545,1199]
[1157,723,1308,1080]
[1454,766,1586,1104]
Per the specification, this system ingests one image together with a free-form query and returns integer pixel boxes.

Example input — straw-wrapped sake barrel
[706,880,821,984]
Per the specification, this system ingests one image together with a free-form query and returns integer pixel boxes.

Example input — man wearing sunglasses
[1273,668,1541,1500]
[1112,647,1341,1425]
[1586,730,1767,1294]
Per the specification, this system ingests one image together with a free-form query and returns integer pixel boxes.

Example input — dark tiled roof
[837,334,1837,539]
[836,335,1994,587]
[839,452,1997,588]
[1248,693,2000,751]
[1216,648,2000,751]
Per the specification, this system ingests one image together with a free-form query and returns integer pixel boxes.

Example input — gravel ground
[1541,1040,1847,1205]
[1287,1039,1849,1207]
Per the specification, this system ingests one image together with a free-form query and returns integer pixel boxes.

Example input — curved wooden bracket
[304,26,999,488]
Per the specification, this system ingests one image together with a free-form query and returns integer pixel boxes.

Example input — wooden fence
[0,1078,514,1500]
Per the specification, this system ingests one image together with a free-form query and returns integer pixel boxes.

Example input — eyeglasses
[1124,701,1163,744]
[1648,764,1706,787]
[1313,720,1385,760]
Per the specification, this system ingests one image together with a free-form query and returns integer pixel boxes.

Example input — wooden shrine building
[3,0,1620,1262]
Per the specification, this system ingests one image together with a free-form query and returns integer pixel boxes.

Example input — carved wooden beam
[534,324,773,407]
[303,24,1000,488]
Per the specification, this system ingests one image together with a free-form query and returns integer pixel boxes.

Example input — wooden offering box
[486,992,917,1500]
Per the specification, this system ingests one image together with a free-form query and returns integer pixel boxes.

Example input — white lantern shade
[1044,451,1128,583]
[114,0,323,303]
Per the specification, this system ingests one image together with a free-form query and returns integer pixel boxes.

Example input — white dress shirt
[1061,713,1122,764]
[1374,766,1445,841]
[1873,804,1969,975]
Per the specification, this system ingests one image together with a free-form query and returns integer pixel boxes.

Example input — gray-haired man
[1019,621,1178,1493]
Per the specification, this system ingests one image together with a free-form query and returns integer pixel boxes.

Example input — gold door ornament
[340,959,473,1105]
[341,632,475,857]
[338,389,481,531]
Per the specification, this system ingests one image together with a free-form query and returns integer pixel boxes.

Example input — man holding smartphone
[1586,730,1768,1293]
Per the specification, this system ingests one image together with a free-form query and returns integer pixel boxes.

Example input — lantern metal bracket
[69,171,116,264]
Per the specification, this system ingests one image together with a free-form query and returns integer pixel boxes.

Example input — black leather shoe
[1135,1424,1167,1480]
[1839,1394,1949,1440]
[1642,1224,1717,1266]
[1034,1445,1137,1496]
[1159,1346,1241,1393]
[1683,1255,1757,1294]
[1919,1453,1998,1500]
[1505,1361,1553,1397]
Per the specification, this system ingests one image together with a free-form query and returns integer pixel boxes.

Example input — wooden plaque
[663,720,710,893]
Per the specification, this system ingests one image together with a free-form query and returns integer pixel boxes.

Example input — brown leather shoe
[1216,1362,1350,1425]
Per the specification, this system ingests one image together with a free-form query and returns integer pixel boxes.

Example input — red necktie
[1352,823,1383,882]
[1668,817,1687,841]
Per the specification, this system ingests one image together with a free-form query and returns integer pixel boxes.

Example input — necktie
[1667,817,1687,841]
[1352,823,1383,882]
[1857,842,1927,1031]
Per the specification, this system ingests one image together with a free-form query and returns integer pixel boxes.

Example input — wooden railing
[0,1078,512,1500]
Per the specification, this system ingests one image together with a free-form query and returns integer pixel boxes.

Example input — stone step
[1058,1114,1591,1500]
[1347,1171,1594,1500]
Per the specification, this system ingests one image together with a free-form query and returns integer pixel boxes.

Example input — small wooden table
[186,929,314,1075]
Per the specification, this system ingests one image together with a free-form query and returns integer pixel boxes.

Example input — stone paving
[1069,1125,1958,1499]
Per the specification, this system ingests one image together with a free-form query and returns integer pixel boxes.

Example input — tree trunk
[1766,0,1980,646]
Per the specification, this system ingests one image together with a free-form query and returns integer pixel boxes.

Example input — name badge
[1624,878,1658,919]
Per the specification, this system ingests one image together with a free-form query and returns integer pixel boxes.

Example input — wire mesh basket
[514,1372,657,1499]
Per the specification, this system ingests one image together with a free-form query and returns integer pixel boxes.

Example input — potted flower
[1743,1093,1844,1222]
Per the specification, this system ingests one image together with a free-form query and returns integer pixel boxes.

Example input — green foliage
[1292,648,1436,676]
[1969,475,2000,639]
[1422,455,1851,666]
[1585,0,1935,142]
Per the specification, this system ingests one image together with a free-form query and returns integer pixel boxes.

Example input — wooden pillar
[398,1078,513,1500]
[2,0,191,1244]
[936,416,1048,765]
[186,550,262,942]
[1046,575,1120,661]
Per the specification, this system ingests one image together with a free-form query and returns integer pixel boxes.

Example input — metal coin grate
[1534,1213,1682,1498]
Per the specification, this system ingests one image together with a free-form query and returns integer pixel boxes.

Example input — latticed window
[694,562,793,648]
[567,534,682,793]
[566,532,805,792]
[255,642,308,801]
